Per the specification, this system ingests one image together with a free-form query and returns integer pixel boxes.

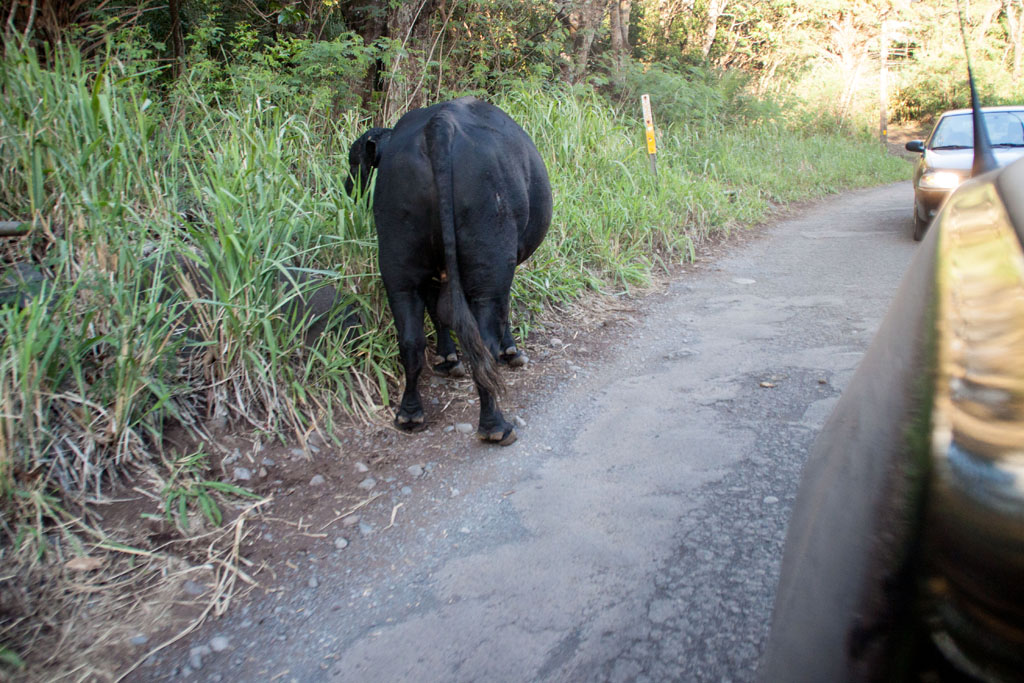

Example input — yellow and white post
[641,94,658,178]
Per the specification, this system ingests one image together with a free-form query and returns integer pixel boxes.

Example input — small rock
[182,580,208,597]
[308,576,319,589]
[358,477,377,490]
[233,467,253,482]
[514,416,527,428]
[401,486,413,495]
[309,474,327,486]
[262,457,275,467]
[460,527,471,534]
[188,646,206,670]
[359,521,374,536]
[550,337,563,347]
[258,467,268,478]
[732,277,756,285]
[450,488,460,498]
[407,465,424,479]
[342,514,360,527]
[289,448,305,458]
[209,636,230,652]
[454,423,473,435]
[763,496,780,505]
[130,634,149,647]
[354,462,369,473]
[334,537,349,550]
[443,425,455,433]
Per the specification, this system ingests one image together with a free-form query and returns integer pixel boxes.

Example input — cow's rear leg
[470,299,516,445]
[426,291,466,378]
[391,293,428,431]
[498,323,528,368]
[475,385,516,446]
[432,323,466,378]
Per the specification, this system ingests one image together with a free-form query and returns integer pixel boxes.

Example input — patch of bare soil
[886,121,930,160]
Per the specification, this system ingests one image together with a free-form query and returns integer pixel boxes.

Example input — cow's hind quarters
[433,353,467,378]
[478,424,517,446]
[500,346,528,368]
[394,409,427,432]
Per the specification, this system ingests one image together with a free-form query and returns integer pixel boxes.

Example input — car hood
[924,147,1024,172]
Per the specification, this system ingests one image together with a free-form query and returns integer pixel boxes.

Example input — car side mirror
[905,140,925,153]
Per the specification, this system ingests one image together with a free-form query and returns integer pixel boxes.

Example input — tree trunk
[701,0,727,59]
[1005,0,1024,84]
[168,0,184,78]
[974,0,1001,41]
[337,0,389,106]
[608,0,632,58]
[382,0,438,124]
[556,0,607,84]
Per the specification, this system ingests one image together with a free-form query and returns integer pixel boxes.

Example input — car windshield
[930,111,1024,149]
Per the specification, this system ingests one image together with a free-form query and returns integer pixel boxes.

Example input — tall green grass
[0,38,908,544]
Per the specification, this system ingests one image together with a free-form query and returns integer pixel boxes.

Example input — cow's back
[375,97,550,266]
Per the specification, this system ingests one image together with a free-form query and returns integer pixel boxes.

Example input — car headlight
[919,170,963,190]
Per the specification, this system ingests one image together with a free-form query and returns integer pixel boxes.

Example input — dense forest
[5,0,1024,126]
[0,1,1021,679]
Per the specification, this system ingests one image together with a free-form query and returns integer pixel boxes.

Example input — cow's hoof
[507,352,528,368]
[477,425,517,446]
[395,412,427,432]
[501,347,528,368]
[433,355,467,378]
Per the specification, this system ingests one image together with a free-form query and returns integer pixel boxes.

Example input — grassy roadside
[0,39,909,679]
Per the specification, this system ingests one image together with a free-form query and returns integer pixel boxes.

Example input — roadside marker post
[641,94,658,179]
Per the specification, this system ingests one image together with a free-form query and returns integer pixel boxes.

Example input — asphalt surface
[146,182,918,682]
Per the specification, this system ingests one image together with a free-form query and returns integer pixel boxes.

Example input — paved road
[152,182,917,682]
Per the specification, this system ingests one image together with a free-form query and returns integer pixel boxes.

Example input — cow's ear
[365,138,380,167]
[366,130,386,167]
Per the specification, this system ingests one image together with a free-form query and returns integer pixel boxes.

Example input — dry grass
[1,485,269,682]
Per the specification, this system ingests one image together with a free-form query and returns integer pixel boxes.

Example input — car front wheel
[913,209,927,241]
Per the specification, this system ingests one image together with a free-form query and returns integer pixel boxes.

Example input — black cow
[346,97,552,445]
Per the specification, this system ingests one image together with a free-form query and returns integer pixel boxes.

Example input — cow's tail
[425,113,503,396]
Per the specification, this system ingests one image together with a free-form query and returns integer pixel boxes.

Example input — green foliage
[605,61,781,128]
[0,36,385,518]
[163,24,378,125]
[892,47,1024,123]
[433,1,568,95]
[160,449,260,531]
[0,646,26,672]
